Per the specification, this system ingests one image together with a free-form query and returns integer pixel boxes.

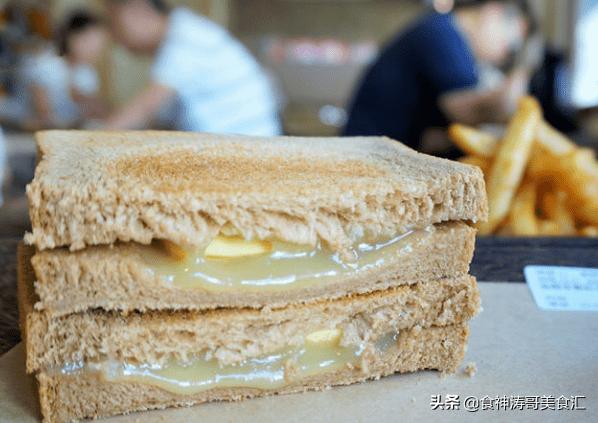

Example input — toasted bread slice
[37,323,468,423]
[29,222,476,316]
[25,131,487,252]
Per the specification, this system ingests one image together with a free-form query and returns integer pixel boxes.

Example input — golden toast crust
[25,131,487,252]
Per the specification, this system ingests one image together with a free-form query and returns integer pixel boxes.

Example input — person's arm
[30,84,54,126]
[70,66,109,120]
[411,15,530,126]
[439,67,530,125]
[103,83,175,129]
[71,88,110,120]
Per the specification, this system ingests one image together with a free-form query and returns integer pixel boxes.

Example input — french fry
[449,124,499,158]
[538,220,561,236]
[508,181,539,236]
[554,149,598,225]
[528,145,556,181]
[540,191,576,236]
[458,155,491,175]
[580,226,598,237]
[575,202,598,227]
[528,147,598,226]
[524,120,572,181]
[479,96,542,234]
[495,221,514,236]
[536,120,576,156]
[452,99,597,237]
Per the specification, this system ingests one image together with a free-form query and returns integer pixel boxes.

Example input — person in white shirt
[0,11,108,129]
[103,0,281,136]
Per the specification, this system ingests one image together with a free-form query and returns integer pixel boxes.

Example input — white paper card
[524,266,598,311]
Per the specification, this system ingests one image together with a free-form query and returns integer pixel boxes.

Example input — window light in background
[571,0,598,109]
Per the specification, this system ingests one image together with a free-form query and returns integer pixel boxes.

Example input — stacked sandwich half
[19,131,488,423]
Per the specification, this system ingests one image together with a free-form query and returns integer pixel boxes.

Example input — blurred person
[103,0,280,135]
[343,0,535,158]
[0,39,49,128]
[0,11,108,129]
[529,48,579,134]
[56,11,110,122]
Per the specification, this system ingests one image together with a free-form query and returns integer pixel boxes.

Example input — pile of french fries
[449,96,598,237]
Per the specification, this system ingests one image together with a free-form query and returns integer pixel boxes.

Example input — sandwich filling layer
[55,329,398,395]
[138,228,430,291]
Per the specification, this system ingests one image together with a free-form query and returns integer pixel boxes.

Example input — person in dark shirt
[344,0,534,158]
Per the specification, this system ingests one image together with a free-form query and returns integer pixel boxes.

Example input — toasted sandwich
[19,131,487,422]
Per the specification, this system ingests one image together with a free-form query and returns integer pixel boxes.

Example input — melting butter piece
[204,236,272,258]
[95,330,363,396]
[305,329,341,345]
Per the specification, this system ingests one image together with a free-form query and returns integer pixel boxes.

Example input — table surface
[1,236,598,355]
[1,283,596,423]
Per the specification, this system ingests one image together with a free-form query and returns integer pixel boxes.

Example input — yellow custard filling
[138,228,428,291]
[67,330,373,395]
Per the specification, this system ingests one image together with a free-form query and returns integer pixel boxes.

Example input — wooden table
[1,236,598,355]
